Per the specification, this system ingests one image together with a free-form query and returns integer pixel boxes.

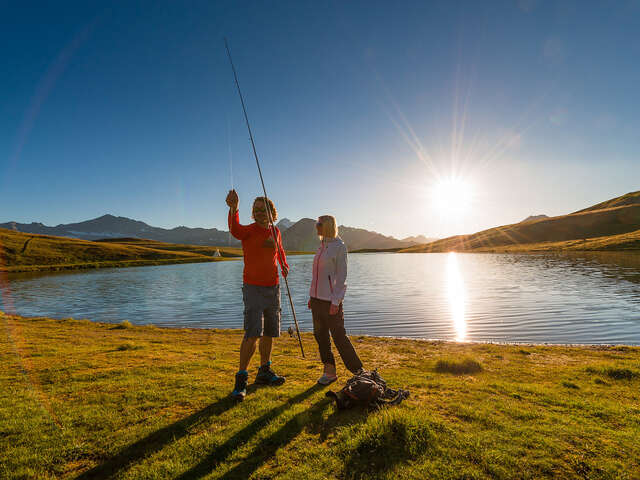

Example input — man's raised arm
[226,189,250,240]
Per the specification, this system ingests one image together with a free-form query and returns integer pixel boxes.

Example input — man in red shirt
[226,189,289,401]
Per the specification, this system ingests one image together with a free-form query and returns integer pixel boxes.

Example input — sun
[430,177,473,215]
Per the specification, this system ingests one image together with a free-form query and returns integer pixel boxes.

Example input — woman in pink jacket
[308,215,363,385]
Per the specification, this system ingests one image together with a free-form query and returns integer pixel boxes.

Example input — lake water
[3,252,640,344]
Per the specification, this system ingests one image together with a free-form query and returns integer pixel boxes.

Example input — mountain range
[0,215,434,251]
[5,191,637,254]
[0,215,238,247]
[279,218,436,251]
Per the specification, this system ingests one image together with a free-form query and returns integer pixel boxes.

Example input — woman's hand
[307,298,312,309]
[329,303,339,315]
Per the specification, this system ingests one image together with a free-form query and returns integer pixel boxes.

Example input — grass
[116,341,142,351]
[459,229,640,253]
[0,229,310,273]
[434,357,483,374]
[336,409,435,475]
[112,320,133,329]
[0,228,239,273]
[95,238,245,257]
[586,365,638,380]
[399,191,640,253]
[401,220,640,253]
[1,313,639,479]
[574,190,640,214]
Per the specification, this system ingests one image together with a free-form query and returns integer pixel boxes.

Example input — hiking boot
[255,362,285,386]
[231,371,248,401]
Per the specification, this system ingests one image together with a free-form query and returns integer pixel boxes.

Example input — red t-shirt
[228,211,289,286]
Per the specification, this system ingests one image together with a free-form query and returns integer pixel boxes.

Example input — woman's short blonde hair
[318,215,338,239]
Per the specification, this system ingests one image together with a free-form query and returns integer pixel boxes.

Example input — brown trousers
[310,297,363,374]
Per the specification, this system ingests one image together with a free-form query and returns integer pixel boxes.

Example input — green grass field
[1,313,638,479]
[0,228,241,273]
[0,230,309,274]
[423,229,640,253]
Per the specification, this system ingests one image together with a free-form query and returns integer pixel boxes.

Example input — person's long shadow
[74,386,259,480]
[219,402,371,480]
[175,384,325,480]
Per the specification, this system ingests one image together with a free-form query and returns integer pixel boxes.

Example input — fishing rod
[224,37,305,358]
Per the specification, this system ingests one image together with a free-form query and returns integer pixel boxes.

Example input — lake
[3,252,640,344]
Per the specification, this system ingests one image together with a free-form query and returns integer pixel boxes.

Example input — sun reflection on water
[446,252,467,341]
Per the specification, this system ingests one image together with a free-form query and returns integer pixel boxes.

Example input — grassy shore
[0,229,310,274]
[1,314,639,479]
[0,228,240,274]
[1,257,238,273]
[400,229,640,254]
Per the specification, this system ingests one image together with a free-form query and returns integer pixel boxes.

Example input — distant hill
[0,228,238,272]
[401,235,438,244]
[340,225,422,250]
[281,218,425,251]
[280,218,319,251]
[573,190,640,213]
[276,218,295,231]
[2,214,431,251]
[520,214,549,223]
[402,190,640,253]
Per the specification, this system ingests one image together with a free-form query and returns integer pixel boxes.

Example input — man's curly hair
[252,196,278,222]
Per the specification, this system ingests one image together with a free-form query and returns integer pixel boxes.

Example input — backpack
[326,369,410,410]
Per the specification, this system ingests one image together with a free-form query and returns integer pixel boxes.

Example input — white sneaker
[317,374,338,386]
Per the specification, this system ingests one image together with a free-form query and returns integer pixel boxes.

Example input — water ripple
[3,252,640,344]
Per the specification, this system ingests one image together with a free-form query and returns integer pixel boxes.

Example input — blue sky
[1,1,639,239]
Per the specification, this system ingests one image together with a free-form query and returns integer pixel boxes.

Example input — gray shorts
[242,283,281,339]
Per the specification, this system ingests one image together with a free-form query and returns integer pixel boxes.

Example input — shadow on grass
[339,410,436,478]
[77,384,368,480]
[74,387,258,480]
[176,384,328,480]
